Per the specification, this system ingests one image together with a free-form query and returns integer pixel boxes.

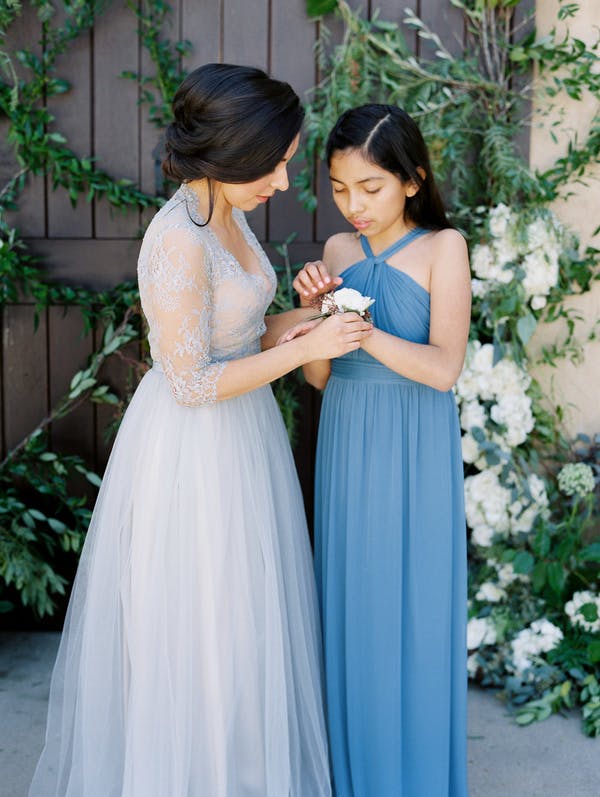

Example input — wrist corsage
[312,287,375,323]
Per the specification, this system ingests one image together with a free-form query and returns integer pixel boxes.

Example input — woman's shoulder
[323,232,362,276]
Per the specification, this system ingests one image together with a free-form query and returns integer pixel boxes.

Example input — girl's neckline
[360,227,429,262]
[337,227,431,298]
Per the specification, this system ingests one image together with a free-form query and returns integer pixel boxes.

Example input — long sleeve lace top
[137,184,277,407]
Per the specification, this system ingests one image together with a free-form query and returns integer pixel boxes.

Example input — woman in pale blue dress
[29,65,374,797]
[284,105,471,795]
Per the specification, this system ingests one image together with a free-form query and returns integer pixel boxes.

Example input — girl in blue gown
[284,105,471,796]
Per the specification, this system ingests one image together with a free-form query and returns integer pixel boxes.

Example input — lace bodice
[138,184,277,406]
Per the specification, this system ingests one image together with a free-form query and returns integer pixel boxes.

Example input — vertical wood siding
[1,0,532,486]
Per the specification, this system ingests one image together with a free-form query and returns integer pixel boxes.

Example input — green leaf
[306,0,338,17]
[47,518,67,534]
[516,312,537,345]
[547,562,566,595]
[513,551,535,575]
[580,542,600,562]
[588,642,600,665]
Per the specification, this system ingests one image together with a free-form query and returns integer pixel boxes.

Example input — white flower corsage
[314,287,375,323]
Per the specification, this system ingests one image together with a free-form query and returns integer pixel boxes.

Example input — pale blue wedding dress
[315,231,468,796]
[29,184,331,797]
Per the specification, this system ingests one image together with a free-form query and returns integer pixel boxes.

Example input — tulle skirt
[30,367,331,797]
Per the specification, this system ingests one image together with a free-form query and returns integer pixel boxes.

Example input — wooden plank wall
[1,0,533,485]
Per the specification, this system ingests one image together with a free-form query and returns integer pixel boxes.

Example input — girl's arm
[360,229,471,391]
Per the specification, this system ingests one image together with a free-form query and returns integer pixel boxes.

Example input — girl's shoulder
[323,232,363,277]
[429,227,468,259]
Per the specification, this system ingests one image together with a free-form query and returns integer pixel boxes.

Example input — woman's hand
[293,261,343,307]
[298,313,372,362]
[276,318,322,346]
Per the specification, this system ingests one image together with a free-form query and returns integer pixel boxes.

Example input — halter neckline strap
[360,227,428,264]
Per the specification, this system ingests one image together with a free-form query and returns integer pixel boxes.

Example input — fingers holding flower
[293,261,343,306]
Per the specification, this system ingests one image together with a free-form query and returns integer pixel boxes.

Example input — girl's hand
[276,318,322,346]
[300,312,372,362]
[293,261,343,307]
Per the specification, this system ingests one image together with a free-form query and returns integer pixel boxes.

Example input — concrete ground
[1,632,598,797]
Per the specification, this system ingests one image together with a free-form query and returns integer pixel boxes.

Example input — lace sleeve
[149,226,225,407]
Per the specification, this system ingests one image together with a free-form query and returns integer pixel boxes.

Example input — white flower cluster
[557,463,596,498]
[467,616,497,650]
[464,470,548,546]
[510,619,563,675]
[470,204,568,310]
[565,591,600,633]
[456,341,534,456]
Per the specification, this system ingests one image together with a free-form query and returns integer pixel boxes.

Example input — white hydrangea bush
[460,204,599,719]
[470,203,572,311]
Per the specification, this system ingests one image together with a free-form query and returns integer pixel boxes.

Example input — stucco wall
[528,0,600,437]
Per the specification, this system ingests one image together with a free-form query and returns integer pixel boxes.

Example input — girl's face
[221,133,300,212]
[329,147,419,240]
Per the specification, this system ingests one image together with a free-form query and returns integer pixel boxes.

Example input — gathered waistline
[330,358,418,386]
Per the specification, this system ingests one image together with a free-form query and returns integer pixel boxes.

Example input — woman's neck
[186,178,234,229]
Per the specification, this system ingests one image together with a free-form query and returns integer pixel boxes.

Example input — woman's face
[328,147,418,240]
[221,133,300,212]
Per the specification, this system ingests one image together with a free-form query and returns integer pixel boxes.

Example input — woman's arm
[360,229,471,391]
[151,228,372,406]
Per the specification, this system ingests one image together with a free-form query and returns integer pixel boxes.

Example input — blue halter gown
[314,230,468,796]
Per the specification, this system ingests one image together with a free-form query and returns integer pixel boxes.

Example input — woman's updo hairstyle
[326,104,451,231]
[163,62,304,186]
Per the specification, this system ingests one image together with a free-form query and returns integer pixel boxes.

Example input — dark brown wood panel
[222,0,270,240]
[512,0,535,162]
[268,0,317,243]
[47,7,93,238]
[93,1,140,238]
[25,238,141,290]
[3,4,45,238]
[139,2,183,213]
[419,0,465,58]
[3,305,48,451]
[48,305,95,463]
[182,0,222,67]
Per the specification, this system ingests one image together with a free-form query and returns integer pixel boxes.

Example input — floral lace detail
[137,185,276,407]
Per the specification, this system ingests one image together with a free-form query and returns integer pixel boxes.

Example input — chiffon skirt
[30,367,331,797]
[315,357,468,796]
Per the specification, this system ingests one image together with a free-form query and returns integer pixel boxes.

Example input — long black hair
[163,63,304,222]
[326,104,451,230]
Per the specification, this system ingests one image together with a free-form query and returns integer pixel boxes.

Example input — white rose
[476,582,507,603]
[461,433,480,464]
[460,401,487,432]
[471,525,496,547]
[489,203,513,239]
[467,653,479,677]
[467,617,497,649]
[333,287,375,315]
[522,250,559,299]
[531,295,547,310]
[471,244,495,279]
